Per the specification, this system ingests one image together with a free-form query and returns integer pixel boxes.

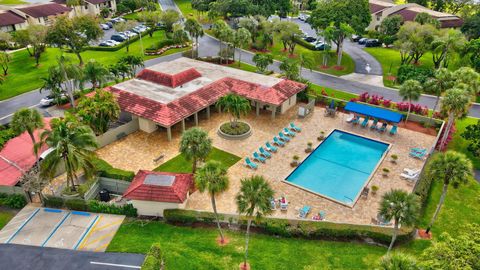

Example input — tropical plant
[378,252,419,270]
[160,9,181,32]
[118,55,144,78]
[113,20,138,52]
[399,80,422,123]
[461,120,480,156]
[453,67,480,98]
[76,89,120,135]
[179,128,212,173]
[430,28,465,69]
[0,52,11,76]
[83,60,111,89]
[40,66,64,105]
[216,93,251,128]
[11,108,44,159]
[298,53,314,79]
[424,151,473,234]
[212,20,233,64]
[438,88,471,150]
[184,18,204,58]
[252,53,273,73]
[37,113,98,191]
[279,58,300,80]
[379,189,419,253]
[233,28,251,66]
[172,23,190,45]
[236,175,274,270]
[423,68,455,120]
[56,55,84,108]
[195,161,229,244]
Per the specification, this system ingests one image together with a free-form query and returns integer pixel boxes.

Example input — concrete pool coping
[282,128,392,208]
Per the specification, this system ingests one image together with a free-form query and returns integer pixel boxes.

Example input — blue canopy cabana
[344,102,403,123]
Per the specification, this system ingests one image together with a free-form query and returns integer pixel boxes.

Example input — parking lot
[0,206,124,252]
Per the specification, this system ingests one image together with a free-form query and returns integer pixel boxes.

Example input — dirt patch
[333,66,345,71]
[239,262,250,270]
[417,229,432,240]
[216,235,230,246]
[397,121,437,136]
[319,65,329,70]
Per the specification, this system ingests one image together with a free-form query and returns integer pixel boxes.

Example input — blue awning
[344,102,403,123]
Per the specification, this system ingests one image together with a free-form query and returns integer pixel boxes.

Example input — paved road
[0,244,145,270]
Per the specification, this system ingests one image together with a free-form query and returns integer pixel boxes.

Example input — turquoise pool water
[285,130,389,206]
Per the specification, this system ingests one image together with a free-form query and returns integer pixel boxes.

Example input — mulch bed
[417,229,432,240]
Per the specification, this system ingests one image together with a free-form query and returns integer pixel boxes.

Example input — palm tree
[399,80,422,123]
[236,175,274,270]
[216,93,251,128]
[379,189,419,253]
[57,55,83,108]
[212,20,231,64]
[11,108,44,159]
[184,18,204,58]
[378,252,419,270]
[438,88,471,150]
[234,28,251,67]
[425,151,473,234]
[298,53,314,79]
[179,128,212,174]
[119,55,144,78]
[76,89,120,135]
[453,67,480,99]
[195,161,229,244]
[423,68,454,120]
[37,113,97,191]
[83,60,111,89]
[41,66,64,105]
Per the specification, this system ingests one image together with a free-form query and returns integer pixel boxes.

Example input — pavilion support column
[256,102,260,116]
[194,112,199,126]
[181,119,186,132]
[206,106,211,119]
[217,105,221,113]
[167,126,172,141]
[271,106,277,120]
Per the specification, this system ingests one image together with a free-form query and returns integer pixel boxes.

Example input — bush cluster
[397,65,435,85]
[92,158,135,181]
[43,196,137,217]
[164,209,217,224]
[0,193,27,209]
[65,198,88,211]
[0,127,17,150]
[219,122,250,135]
[293,36,316,50]
[145,39,176,53]
[141,244,164,270]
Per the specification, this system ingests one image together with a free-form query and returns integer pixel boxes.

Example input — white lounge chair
[403,168,420,176]
[346,114,355,123]
[400,172,419,181]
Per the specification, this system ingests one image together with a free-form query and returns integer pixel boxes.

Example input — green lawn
[107,220,385,270]
[174,0,210,23]
[448,117,480,169]
[154,147,240,173]
[0,0,26,4]
[0,30,188,101]
[0,211,14,229]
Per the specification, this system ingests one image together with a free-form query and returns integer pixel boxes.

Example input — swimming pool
[285,130,390,206]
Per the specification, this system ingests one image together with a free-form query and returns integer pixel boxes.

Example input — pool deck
[96,105,437,225]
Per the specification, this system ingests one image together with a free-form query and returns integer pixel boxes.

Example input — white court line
[90,261,141,269]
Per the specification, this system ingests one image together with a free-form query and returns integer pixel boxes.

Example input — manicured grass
[154,147,240,173]
[0,30,188,101]
[107,220,385,270]
[448,117,480,169]
[226,62,258,73]
[0,0,25,4]
[174,0,210,23]
[0,211,14,229]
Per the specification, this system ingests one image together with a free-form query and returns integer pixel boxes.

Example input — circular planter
[217,122,252,140]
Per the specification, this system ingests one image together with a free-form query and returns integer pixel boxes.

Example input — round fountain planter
[217,122,252,140]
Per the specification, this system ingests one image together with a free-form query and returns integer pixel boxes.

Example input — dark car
[315,43,331,51]
[358,38,368,45]
[304,36,316,42]
[351,35,362,42]
[110,34,126,42]
[365,39,381,47]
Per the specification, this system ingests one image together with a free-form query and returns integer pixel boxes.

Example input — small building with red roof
[123,170,194,216]
[106,57,306,141]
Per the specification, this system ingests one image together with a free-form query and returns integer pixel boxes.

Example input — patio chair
[245,158,258,169]
[279,132,291,142]
[253,152,266,163]
[266,142,278,152]
[400,172,419,182]
[352,116,361,125]
[369,119,378,130]
[298,205,311,219]
[259,147,272,158]
[279,197,288,211]
[411,148,427,154]
[389,125,398,135]
[270,198,277,210]
[361,117,369,128]
[273,137,285,146]
[320,211,326,220]
[346,114,355,123]
[378,123,387,133]
[409,151,427,160]
[290,122,301,132]
[283,127,296,137]
[403,168,421,176]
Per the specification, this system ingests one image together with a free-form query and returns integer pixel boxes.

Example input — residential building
[0,10,28,32]
[17,3,73,26]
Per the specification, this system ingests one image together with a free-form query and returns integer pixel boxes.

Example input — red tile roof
[123,170,193,203]
[369,3,388,13]
[0,11,26,27]
[136,68,202,88]
[391,9,463,28]
[0,118,51,186]
[107,76,305,127]
[18,3,71,18]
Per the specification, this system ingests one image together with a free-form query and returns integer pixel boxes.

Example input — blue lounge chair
[245,158,257,169]
[409,151,427,159]
[389,125,398,135]
[370,119,379,130]
[253,152,266,163]
[273,137,285,146]
[352,116,360,125]
[290,122,301,132]
[298,205,311,219]
[378,123,387,133]
[283,127,296,137]
[361,117,369,128]
[279,132,291,142]
[320,211,326,220]
[265,142,278,152]
[411,148,427,154]
[259,147,272,158]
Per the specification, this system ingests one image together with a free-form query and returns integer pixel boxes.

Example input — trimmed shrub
[87,200,137,217]
[397,65,435,84]
[145,39,175,52]
[294,36,316,50]
[0,193,27,209]
[65,198,88,211]
[0,127,17,150]
[219,122,250,135]
[164,209,217,224]
[43,196,65,208]
[92,158,135,181]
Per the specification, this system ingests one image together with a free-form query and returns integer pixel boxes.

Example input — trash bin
[99,189,110,202]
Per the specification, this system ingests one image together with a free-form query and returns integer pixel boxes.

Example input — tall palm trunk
[238,49,242,67]
[405,99,412,123]
[211,194,224,243]
[439,113,454,150]
[196,36,200,59]
[387,219,399,253]
[430,94,441,121]
[336,41,343,66]
[192,158,197,174]
[426,183,448,234]
[243,218,252,269]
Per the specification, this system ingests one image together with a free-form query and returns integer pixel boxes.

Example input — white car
[40,94,66,107]
[100,24,110,30]
[123,31,138,38]
[99,40,120,47]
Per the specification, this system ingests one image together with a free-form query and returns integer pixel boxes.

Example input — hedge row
[0,193,27,209]
[145,39,176,52]
[87,29,156,52]
[294,36,316,51]
[43,196,137,217]
[163,209,414,245]
[141,243,165,270]
[92,157,135,181]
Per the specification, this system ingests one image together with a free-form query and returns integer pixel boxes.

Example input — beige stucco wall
[131,199,187,217]
[139,117,158,133]
[280,95,297,114]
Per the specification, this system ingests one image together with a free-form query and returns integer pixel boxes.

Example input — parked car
[358,38,368,45]
[298,14,306,21]
[123,31,138,38]
[40,93,66,107]
[365,39,381,47]
[132,25,148,34]
[315,42,331,51]
[100,24,110,30]
[304,36,316,43]
[110,17,125,24]
[110,34,127,42]
[99,40,120,47]
[105,22,113,28]
[351,35,362,42]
